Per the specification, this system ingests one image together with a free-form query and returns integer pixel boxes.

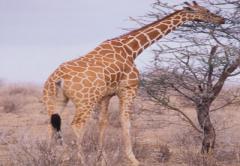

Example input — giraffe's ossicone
[42,1,224,165]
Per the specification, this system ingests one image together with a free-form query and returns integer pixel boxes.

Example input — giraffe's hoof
[130,160,140,166]
[127,155,140,166]
[56,138,63,145]
[77,151,87,166]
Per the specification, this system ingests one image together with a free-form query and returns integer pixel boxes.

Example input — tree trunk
[196,103,216,154]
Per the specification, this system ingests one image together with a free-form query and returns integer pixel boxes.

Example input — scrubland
[0,83,240,166]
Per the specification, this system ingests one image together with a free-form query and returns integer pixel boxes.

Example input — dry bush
[172,128,240,166]
[8,138,81,166]
[174,130,218,166]
[155,144,171,163]
[5,127,124,166]
[0,97,18,113]
[0,84,41,113]
[214,143,240,165]
[133,142,171,164]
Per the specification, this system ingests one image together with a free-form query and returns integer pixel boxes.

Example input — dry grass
[0,84,41,113]
[0,83,240,166]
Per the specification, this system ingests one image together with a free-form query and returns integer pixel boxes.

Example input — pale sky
[0,0,184,84]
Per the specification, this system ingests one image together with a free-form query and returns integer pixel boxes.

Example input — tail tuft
[51,114,61,131]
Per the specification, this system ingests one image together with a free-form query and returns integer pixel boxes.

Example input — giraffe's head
[182,1,225,25]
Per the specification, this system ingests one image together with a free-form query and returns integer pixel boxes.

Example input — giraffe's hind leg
[97,96,112,166]
[71,105,94,165]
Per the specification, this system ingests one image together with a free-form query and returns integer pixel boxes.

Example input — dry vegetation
[0,83,240,166]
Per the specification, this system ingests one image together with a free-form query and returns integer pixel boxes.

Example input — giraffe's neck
[114,10,189,60]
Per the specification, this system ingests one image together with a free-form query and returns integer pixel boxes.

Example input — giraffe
[42,1,224,165]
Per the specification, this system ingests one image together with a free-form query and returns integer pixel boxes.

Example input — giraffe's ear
[192,1,198,6]
[184,2,191,6]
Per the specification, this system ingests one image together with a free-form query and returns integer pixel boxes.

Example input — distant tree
[139,0,240,154]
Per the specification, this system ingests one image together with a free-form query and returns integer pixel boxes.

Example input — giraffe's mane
[107,10,182,41]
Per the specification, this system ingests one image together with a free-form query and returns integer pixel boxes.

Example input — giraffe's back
[44,42,132,104]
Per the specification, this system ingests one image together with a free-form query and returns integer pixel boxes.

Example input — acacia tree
[140,0,240,153]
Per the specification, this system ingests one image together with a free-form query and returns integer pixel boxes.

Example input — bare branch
[145,88,203,133]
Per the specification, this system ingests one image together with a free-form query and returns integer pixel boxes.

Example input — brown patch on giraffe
[116,71,121,80]
[99,49,114,55]
[82,93,89,99]
[115,53,126,62]
[109,63,120,71]
[103,69,110,76]
[105,67,115,74]
[123,45,132,55]
[69,71,78,75]
[95,79,106,86]
[112,47,123,54]
[111,40,123,47]
[105,75,111,83]
[124,63,132,73]
[102,56,114,62]
[110,74,117,82]
[94,46,101,52]
[62,74,72,80]
[102,60,111,66]
[182,17,187,21]
[85,71,96,78]
[115,61,124,71]
[156,24,168,32]
[86,53,94,58]
[163,20,171,24]
[129,72,138,78]
[82,79,92,87]
[175,16,181,19]
[67,90,74,96]
[72,77,82,82]
[56,70,64,77]
[75,61,88,67]
[128,40,140,50]
[89,66,103,73]
[76,92,83,98]
[60,66,71,73]
[89,87,96,94]
[143,43,151,49]
[101,43,113,50]
[166,29,172,34]
[173,20,180,25]
[67,61,77,66]
[128,79,139,86]
[81,88,89,93]
[111,82,118,87]
[147,31,158,40]
[128,55,134,62]
[72,83,82,90]
[69,66,86,72]
[136,34,149,46]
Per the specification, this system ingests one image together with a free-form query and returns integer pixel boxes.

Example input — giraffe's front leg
[118,85,139,166]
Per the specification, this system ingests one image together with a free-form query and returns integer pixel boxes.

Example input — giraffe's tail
[51,113,61,132]
[44,78,67,143]
[50,80,63,132]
